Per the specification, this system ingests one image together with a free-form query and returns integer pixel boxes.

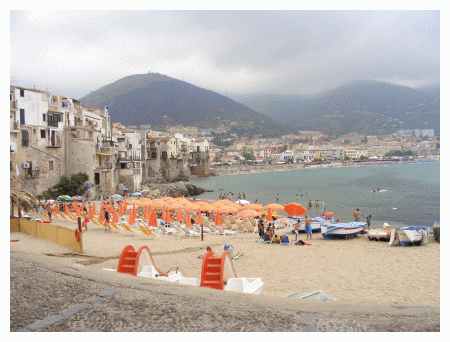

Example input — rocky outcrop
[142,181,210,198]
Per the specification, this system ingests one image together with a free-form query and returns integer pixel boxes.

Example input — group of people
[352,208,373,228]
[257,219,277,242]
[293,216,313,241]
[257,216,312,245]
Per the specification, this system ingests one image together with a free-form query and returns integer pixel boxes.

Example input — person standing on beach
[104,209,111,232]
[366,214,372,228]
[293,219,301,241]
[46,204,52,222]
[352,208,361,222]
[304,215,313,240]
[257,218,265,239]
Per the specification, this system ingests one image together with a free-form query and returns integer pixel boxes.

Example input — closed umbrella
[267,207,273,222]
[148,209,158,227]
[215,210,223,226]
[176,208,184,223]
[185,210,192,228]
[195,211,204,225]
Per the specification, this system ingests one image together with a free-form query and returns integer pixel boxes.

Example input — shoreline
[208,159,438,177]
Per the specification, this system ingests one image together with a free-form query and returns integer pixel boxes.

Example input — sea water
[192,161,440,226]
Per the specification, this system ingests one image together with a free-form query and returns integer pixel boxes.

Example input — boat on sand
[321,222,366,239]
[389,226,430,246]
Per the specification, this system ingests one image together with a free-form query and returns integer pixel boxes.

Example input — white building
[344,149,368,160]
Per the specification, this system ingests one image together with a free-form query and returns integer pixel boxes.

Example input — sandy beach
[14,218,439,307]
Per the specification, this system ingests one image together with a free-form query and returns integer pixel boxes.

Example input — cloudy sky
[10,11,439,98]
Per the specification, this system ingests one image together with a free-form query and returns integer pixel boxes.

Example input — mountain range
[81,74,439,137]
[236,80,440,136]
[80,73,287,136]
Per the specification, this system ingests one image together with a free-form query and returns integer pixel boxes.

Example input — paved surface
[10,251,439,331]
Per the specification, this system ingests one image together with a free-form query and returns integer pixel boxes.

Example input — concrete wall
[12,219,83,253]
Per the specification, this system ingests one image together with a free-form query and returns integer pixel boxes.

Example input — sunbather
[272,234,281,244]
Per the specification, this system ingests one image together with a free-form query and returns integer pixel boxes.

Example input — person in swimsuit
[304,215,313,240]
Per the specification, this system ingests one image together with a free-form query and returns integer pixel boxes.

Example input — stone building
[112,123,143,193]
[10,85,113,197]
[10,84,210,198]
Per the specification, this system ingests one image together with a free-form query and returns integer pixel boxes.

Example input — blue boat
[322,222,367,239]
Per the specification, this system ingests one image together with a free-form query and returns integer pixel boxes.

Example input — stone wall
[65,129,97,182]
[14,127,65,195]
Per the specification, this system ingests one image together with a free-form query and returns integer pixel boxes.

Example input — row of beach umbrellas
[120,197,309,218]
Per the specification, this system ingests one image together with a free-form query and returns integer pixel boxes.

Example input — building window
[21,130,29,147]
[20,109,25,125]
[94,173,100,185]
[47,112,62,127]
[48,160,54,171]
[20,89,24,97]
[42,113,46,122]
[40,130,46,139]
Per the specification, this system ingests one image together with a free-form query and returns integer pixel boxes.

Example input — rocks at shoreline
[142,181,210,198]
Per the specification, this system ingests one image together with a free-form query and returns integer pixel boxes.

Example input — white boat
[398,226,429,246]
[224,277,264,295]
[389,226,429,246]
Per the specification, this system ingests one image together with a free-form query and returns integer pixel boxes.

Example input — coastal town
[10,84,439,198]
[8,9,441,334]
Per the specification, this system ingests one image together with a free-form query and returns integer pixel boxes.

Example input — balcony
[25,168,40,178]
[97,146,113,155]
[96,162,113,170]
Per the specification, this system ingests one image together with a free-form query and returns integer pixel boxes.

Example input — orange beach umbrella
[237,209,260,218]
[284,202,307,216]
[265,203,285,212]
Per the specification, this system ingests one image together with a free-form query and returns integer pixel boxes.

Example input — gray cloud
[10,10,439,98]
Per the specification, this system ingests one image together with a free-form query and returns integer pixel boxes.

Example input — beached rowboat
[321,222,366,239]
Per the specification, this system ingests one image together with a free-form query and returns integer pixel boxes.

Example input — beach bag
[281,235,289,244]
